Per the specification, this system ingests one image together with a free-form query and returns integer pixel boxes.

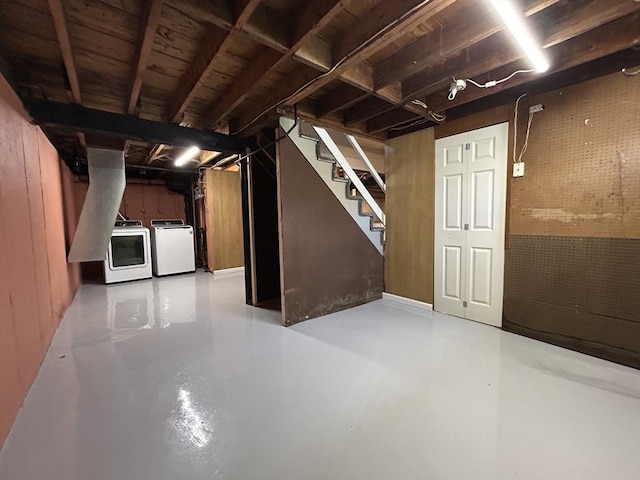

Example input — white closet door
[434,123,508,327]
[434,130,468,319]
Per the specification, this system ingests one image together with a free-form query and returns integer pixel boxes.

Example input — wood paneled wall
[71,179,186,227]
[0,74,81,447]
[204,169,244,271]
[384,128,435,304]
[277,134,383,326]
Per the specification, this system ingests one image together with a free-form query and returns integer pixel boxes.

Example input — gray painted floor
[1,272,639,480]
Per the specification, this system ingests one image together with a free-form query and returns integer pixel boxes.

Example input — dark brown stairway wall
[504,71,640,369]
[276,132,383,326]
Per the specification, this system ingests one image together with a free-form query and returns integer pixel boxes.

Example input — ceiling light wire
[411,99,446,122]
[232,0,435,135]
[465,69,536,89]
[622,67,640,76]
[512,93,526,164]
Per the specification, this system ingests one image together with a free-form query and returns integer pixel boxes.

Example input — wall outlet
[513,162,525,177]
[529,104,544,113]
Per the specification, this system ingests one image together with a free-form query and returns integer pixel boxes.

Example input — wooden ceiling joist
[236,0,453,132]
[283,0,455,106]
[315,83,370,118]
[166,0,262,124]
[202,0,346,129]
[127,0,164,115]
[401,0,639,100]
[373,0,562,91]
[367,10,640,134]
[359,0,640,130]
[47,0,81,104]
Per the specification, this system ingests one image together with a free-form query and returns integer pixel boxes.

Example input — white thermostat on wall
[513,162,525,178]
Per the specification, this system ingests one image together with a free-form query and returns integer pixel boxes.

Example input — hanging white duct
[67,148,126,262]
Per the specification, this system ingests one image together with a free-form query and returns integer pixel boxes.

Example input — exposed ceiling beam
[128,0,164,115]
[283,0,455,106]
[166,0,262,123]
[402,0,640,100]
[235,0,452,132]
[362,0,639,129]
[315,83,370,118]
[47,0,81,104]
[202,0,347,129]
[368,12,640,133]
[22,98,243,152]
[373,0,562,90]
[388,47,640,139]
[144,143,165,166]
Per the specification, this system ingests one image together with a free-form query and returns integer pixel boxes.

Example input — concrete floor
[1,272,639,480]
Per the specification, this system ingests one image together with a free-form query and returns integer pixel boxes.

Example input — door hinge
[463,301,468,308]
[464,223,469,230]
[465,143,471,150]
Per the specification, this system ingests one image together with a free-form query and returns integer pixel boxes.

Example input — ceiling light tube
[489,0,550,73]
[174,146,201,167]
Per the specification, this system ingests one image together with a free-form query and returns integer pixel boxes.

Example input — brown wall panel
[434,105,510,139]
[504,235,640,368]
[0,74,81,447]
[71,179,186,228]
[277,134,383,326]
[204,169,244,271]
[510,72,640,238]
[384,128,436,304]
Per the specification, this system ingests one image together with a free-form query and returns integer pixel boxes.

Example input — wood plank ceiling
[0,0,638,167]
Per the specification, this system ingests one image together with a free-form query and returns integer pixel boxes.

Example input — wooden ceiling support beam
[47,0,81,104]
[23,98,243,152]
[388,47,640,139]
[361,0,639,129]
[202,0,347,129]
[343,97,398,125]
[368,12,640,134]
[282,0,455,106]
[167,0,262,123]
[315,83,370,118]
[128,0,164,115]
[236,0,451,132]
[373,0,562,90]
[401,0,640,100]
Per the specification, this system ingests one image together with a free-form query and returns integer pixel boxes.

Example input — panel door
[434,131,468,319]
[465,124,508,326]
[434,123,508,327]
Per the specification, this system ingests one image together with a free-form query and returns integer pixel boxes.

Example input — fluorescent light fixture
[489,0,550,73]
[174,146,201,167]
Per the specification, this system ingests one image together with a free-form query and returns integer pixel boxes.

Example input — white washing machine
[104,220,153,284]
[150,219,196,276]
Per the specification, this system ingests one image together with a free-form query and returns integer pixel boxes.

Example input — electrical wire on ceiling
[232,0,435,135]
[621,67,640,76]
[411,99,446,122]
[200,106,299,173]
[388,117,432,132]
[448,69,537,101]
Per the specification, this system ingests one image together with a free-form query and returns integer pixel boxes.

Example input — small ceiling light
[489,0,550,73]
[174,146,201,167]
[448,79,467,100]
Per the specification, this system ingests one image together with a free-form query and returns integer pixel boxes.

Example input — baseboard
[213,266,245,278]
[382,292,433,315]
